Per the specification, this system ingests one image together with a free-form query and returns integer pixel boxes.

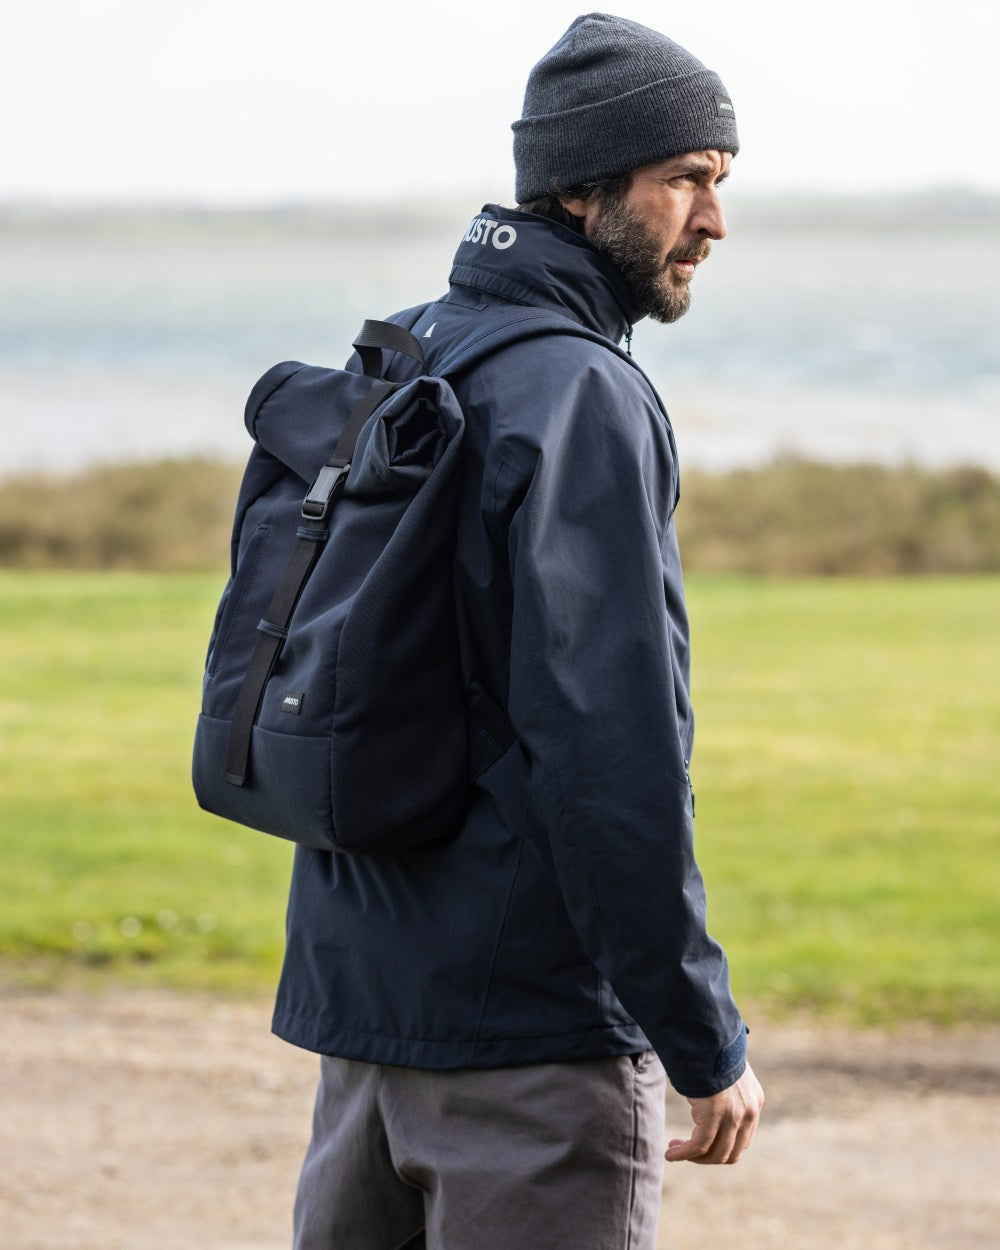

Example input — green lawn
[2,571,998,1023]
[688,576,1000,1023]
[0,572,292,992]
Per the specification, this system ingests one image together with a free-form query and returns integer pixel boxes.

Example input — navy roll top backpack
[193,309,599,854]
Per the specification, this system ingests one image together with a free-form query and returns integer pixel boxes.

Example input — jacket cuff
[670,1022,748,1099]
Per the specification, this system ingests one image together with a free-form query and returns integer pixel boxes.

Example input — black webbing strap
[225,371,403,787]
[225,523,328,785]
[353,320,427,379]
[301,380,396,520]
[335,378,395,466]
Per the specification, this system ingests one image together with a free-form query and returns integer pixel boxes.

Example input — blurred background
[1,3,998,1247]
[4,0,1000,481]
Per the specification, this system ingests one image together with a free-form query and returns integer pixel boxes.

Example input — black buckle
[302,462,350,520]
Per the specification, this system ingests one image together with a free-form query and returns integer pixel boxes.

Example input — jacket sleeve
[504,360,746,1098]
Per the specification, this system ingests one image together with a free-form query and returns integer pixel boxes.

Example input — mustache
[663,242,712,267]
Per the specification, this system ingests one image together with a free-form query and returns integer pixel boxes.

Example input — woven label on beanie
[715,95,735,118]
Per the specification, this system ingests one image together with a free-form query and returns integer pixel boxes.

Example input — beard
[588,194,710,324]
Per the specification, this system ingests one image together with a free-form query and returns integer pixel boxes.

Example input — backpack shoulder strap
[424,308,630,782]
[433,307,627,378]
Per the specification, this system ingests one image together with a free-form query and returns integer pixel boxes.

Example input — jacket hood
[448,204,642,344]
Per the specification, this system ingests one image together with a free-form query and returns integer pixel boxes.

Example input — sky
[3,0,997,205]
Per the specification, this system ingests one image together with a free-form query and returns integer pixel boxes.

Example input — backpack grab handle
[353,320,427,378]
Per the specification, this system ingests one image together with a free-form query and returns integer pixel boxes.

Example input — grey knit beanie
[513,13,738,203]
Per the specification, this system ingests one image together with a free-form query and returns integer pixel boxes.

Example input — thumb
[664,1118,717,1162]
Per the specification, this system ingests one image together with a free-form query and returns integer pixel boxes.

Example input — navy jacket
[272,206,746,1098]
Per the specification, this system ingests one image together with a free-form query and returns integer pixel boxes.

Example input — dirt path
[1,992,998,1249]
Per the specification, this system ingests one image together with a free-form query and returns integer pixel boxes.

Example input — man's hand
[665,1063,764,1165]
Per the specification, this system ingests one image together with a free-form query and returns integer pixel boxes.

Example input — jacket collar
[447,204,642,345]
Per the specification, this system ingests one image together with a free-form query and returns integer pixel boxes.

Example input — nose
[692,187,727,241]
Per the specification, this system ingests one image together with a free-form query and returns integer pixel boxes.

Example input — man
[281,14,763,1249]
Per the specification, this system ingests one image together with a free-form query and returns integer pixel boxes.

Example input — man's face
[562,150,731,323]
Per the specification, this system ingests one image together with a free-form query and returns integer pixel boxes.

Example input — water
[2,206,998,476]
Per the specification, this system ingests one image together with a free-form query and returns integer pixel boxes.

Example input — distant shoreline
[2,188,1000,233]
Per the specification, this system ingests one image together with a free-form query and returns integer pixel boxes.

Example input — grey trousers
[293,1051,667,1250]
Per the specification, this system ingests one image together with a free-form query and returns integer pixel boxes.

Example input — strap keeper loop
[296,525,329,542]
[256,619,289,641]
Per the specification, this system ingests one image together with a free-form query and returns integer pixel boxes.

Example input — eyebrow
[671,161,729,184]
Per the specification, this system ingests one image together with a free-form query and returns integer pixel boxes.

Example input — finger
[723,1096,763,1165]
[724,1071,765,1164]
[691,1117,739,1165]
[722,1120,754,1165]
[664,1113,727,1163]
[664,1128,710,1162]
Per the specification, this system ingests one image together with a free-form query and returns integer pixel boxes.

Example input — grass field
[1,571,998,1023]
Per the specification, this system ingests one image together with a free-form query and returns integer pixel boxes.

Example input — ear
[558,195,590,220]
